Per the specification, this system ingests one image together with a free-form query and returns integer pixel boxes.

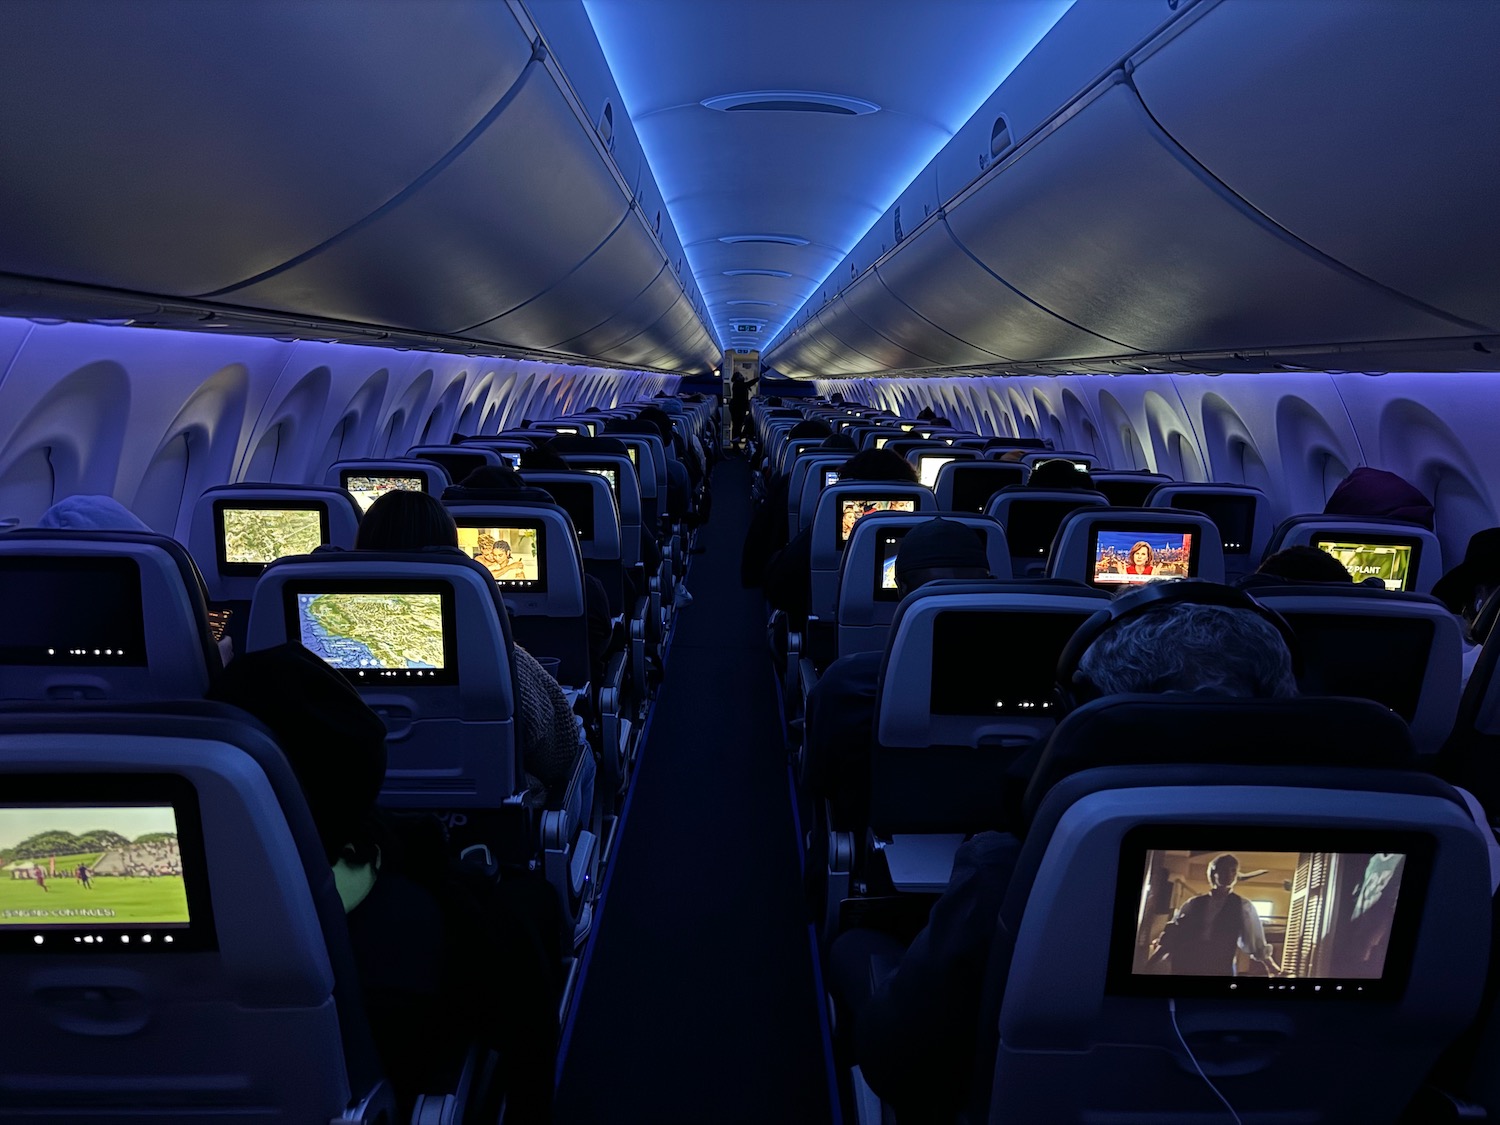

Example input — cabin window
[990,113,1012,158]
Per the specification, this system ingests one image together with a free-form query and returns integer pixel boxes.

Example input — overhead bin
[835,274,971,371]
[551,265,682,358]
[1131,1,1500,334]
[0,2,535,296]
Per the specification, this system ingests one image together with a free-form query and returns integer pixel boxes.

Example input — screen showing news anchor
[1091,530,1195,587]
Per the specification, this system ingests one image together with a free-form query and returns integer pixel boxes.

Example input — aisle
[555,455,834,1124]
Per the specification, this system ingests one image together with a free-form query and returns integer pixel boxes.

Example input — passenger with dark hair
[518,442,569,472]
[1433,528,1500,634]
[1026,458,1094,491]
[1243,544,1354,586]
[761,449,918,619]
[356,490,593,814]
[209,643,562,1121]
[730,369,759,446]
[1323,466,1435,530]
[831,597,1296,1123]
[442,467,622,680]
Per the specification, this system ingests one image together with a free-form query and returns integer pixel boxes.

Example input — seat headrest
[1022,693,1416,823]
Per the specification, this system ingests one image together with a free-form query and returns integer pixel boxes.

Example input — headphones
[1054,579,1300,710]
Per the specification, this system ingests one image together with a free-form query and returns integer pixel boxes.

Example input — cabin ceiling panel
[1132,1,1500,334]
[218,71,629,335]
[0,1,533,297]
[582,0,1074,345]
[945,82,1476,356]
[819,293,947,374]
[550,268,681,357]
[836,275,964,370]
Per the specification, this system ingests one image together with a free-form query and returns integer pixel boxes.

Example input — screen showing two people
[1128,847,1409,991]
[455,525,541,590]
[1092,531,1194,587]
[0,805,189,934]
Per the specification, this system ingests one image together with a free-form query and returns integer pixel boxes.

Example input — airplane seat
[908,447,980,492]
[0,528,222,703]
[804,482,936,673]
[967,696,1491,1124]
[1046,506,1227,587]
[1147,482,1273,581]
[1437,608,1500,823]
[403,444,503,488]
[0,700,428,1123]
[1020,450,1099,472]
[1088,469,1173,508]
[456,439,532,469]
[835,511,1012,661]
[324,459,453,514]
[984,486,1110,577]
[791,455,855,541]
[186,484,363,658]
[556,451,646,585]
[1248,584,1463,754]
[1264,514,1444,594]
[932,460,1029,514]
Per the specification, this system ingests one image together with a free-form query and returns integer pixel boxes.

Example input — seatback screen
[873,527,911,600]
[823,469,841,489]
[1284,613,1432,721]
[1177,495,1254,555]
[456,522,545,592]
[917,454,957,490]
[1093,477,1161,508]
[216,504,327,574]
[1311,537,1420,591]
[417,451,486,483]
[0,556,146,666]
[928,611,1089,715]
[287,583,455,684]
[951,465,1024,513]
[535,480,595,541]
[838,498,917,548]
[0,776,216,952]
[1111,831,1427,1000]
[1005,500,1095,560]
[1089,529,1197,587]
[340,473,425,513]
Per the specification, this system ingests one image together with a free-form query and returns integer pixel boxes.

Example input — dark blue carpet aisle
[555,455,834,1124]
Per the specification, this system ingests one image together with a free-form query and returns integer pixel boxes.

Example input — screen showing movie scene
[1312,537,1419,591]
[929,611,1088,715]
[873,528,912,599]
[456,524,544,592]
[219,505,325,568]
[823,469,841,489]
[1285,613,1432,722]
[1117,842,1420,998]
[1180,495,1254,555]
[918,454,957,490]
[1091,529,1195,587]
[0,805,189,933]
[293,589,451,683]
[341,473,425,513]
[0,557,147,667]
[838,498,916,548]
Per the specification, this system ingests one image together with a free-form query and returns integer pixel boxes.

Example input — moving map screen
[838,498,916,548]
[457,523,545,591]
[1311,536,1420,591]
[0,556,146,666]
[1111,830,1428,1000]
[1090,529,1196,587]
[215,503,327,573]
[341,472,426,513]
[289,584,455,683]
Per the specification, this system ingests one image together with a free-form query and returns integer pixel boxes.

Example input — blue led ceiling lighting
[583,0,1075,352]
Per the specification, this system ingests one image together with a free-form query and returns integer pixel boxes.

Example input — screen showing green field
[1313,540,1415,591]
[0,805,189,928]
[296,591,446,677]
[221,507,324,563]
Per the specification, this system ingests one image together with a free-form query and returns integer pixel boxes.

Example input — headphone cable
[1169,997,1243,1125]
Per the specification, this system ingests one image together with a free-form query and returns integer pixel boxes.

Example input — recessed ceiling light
[727,300,777,307]
[718,234,810,246]
[702,90,881,116]
[724,269,791,278]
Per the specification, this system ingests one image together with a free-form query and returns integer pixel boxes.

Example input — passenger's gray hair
[1077,603,1297,699]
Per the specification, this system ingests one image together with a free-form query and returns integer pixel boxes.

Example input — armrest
[408,1046,496,1125]
[332,1078,397,1124]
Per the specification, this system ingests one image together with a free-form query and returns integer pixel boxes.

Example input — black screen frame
[1106,825,1431,1002]
[871,527,911,602]
[214,499,330,576]
[0,555,148,667]
[0,773,217,953]
[283,579,458,685]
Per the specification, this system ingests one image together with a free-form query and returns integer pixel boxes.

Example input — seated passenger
[443,465,622,679]
[762,448,918,620]
[1025,459,1093,491]
[35,493,151,531]
[356,490,593,813]
[830,597,1296,1124]
[1239,544,1354,587]
[1323,466,1435,530]
[209,643,562,1121]
[1433,527,1500,637]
